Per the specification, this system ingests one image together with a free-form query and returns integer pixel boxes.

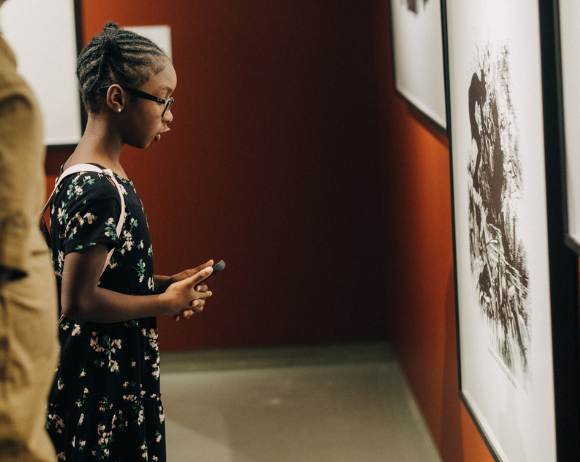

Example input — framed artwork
[442,0,580,461]
[554,0,580,254]
[390,0,447,132]
[0,0,82,146]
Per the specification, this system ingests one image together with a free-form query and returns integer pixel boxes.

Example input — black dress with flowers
[46,166,166,462]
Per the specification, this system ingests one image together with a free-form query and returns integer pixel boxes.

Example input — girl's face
[122,58,177,149]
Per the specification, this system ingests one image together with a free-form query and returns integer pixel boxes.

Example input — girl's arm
[61,245,212,323]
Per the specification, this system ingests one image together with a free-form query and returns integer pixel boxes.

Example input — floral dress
[46,165,166,462]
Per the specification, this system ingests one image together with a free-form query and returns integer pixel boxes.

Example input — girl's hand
[166,260,213,288]
[161,266,213,319]
[175,281,211,321]
[154,259,213,293]
[156,260,214,320]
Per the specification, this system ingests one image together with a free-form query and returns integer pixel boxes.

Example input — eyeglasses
[99,85,174,116]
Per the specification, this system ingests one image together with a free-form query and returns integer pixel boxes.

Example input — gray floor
[160,342,442,462]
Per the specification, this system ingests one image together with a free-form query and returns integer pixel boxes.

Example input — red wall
[44,1,499,461]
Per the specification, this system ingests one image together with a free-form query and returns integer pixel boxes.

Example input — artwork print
[443,1,564,460]
[390,0,446,130]
[467,45,531,383]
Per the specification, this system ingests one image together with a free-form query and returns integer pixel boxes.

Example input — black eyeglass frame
[99,85,174,116]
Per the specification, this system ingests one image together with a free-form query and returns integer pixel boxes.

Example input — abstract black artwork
[467,46,531,381]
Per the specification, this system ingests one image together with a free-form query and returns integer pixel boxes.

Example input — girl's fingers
[175,308,196,321]
[172,260,214,283]
[194,290,212,300]
[184,266,213,288]
[170,267,214,318]
[196,283,209,292]
[190,299,204,313]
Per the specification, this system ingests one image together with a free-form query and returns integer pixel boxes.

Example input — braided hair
[77,22,168,114]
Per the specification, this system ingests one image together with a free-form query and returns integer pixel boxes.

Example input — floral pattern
[46,166,166,461]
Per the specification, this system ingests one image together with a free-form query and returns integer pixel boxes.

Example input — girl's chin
[128,139,152,149]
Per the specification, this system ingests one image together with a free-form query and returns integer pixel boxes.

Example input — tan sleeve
[0,87,45,278]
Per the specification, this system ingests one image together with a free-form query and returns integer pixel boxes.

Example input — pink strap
[42,164,126,277]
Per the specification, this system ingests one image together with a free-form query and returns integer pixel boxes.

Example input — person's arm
[0,87,44,282]
[0,265,9,290]
[61,245,213,323]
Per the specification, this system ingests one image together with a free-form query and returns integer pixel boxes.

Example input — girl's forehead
[147,61,177,92]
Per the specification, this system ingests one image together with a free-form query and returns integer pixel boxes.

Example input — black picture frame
[553,0,580,255]
[441,0,580,461]
[389,0,447,134]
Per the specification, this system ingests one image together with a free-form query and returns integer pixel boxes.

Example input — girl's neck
[64,115,129,179]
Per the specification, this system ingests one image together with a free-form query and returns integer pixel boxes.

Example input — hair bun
[102,22,121,55]
[103,21,119,32]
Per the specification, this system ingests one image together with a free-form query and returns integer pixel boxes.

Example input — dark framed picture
[442,0,580,461]
[0,0,82,146]
[390,0,446,132]
[554,0,580,254]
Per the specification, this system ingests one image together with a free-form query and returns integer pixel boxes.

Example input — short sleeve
[58,176,123,256]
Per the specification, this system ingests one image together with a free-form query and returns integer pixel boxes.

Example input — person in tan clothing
[0,2,59,460]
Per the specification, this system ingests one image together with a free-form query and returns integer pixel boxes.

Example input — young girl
[45,22,213,461]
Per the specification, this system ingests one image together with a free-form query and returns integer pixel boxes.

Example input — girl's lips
[155,128,169,142]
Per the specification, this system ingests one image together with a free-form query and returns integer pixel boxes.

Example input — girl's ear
[105,85,126,113]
